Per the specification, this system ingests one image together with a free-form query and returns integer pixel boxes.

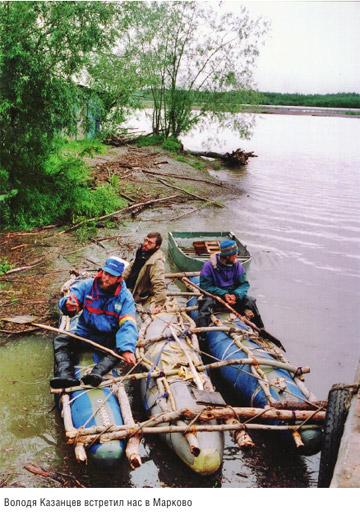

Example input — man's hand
[224,293,237,305]
[122,351,137,366]
[65,296,78,312]
[150,305,162,314]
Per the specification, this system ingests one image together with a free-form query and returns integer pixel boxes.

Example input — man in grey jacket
[123,232,166,314]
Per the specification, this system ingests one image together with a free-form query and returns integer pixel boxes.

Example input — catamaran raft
[49,264,326,473]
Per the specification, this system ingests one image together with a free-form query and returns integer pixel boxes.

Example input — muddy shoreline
[242,105,360,118]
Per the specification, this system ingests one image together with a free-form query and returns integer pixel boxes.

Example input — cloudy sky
[220,1,360,94]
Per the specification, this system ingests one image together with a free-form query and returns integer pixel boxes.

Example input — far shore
[242,104,360,118]
[140,100,360,119]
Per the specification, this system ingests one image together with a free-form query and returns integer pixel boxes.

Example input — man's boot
[82,354,120,387]
[50,350,80,388]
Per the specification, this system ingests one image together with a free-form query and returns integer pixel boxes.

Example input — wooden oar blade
[2,315,39,324]
[259,328,286,352]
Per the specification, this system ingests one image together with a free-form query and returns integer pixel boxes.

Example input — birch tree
[130,1,268,138]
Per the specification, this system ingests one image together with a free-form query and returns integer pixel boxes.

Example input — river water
[0,112,359,494]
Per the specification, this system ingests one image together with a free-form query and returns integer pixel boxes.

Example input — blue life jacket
[59,273,138,353]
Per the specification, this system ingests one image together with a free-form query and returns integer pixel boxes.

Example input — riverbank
[244,105,360,118]
[0,143,234,339]
[140,100,360,119]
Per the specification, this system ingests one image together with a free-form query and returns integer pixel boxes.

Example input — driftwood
[59,194,179,234]
[190,148,258,166]
[157,178,225,208]
[24,463,85,487]
[103,130,144,147]
[141,168,228,188]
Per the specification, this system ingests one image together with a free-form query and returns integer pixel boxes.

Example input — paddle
[2,315,125,361]
[182,278,286,352]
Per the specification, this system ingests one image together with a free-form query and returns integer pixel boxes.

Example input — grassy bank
[1,135,213,232]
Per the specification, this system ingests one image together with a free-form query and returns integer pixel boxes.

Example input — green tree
[0,1,121,227]
[129,1,268,138]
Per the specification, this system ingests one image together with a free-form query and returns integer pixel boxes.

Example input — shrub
[161,137,182,153]
[0,141,124,229]
[135,134,183,153]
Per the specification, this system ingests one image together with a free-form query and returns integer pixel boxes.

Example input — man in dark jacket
[198,239,263,329]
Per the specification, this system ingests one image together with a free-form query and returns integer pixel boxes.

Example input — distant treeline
[258,92,360,109]
[138,90,360,109]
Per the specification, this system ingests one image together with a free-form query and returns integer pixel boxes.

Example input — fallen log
[190,148,258,166]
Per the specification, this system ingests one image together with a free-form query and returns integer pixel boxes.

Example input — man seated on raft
[123,232,166,315]
[198,239,264,333]
[50,256,138,389]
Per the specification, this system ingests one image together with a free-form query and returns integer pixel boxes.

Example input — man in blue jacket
[50,256,138,388]
[198,239,263,330]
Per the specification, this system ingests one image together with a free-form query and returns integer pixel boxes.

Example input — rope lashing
[329,382,360,410]
[329,382,359,393]
[144,339,172,411]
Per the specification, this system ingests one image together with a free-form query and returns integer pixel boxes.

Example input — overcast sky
[220,1,360,94]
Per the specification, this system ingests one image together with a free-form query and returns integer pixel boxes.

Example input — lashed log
[182,277,285,350]
[62,394,87,463]
[227,419,254,448]
[165,271,200,278]
[66,423,322,446]
[65,405,325,441]
[50,357,311,395]
[115,384,142,469]
[271,400,327,410]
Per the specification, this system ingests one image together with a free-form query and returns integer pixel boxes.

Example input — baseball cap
[102,256,125,277]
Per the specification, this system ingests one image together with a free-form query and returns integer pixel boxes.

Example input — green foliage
[135,134,166,147]
[135,134,182,153]
[259,92,360,109]
[161,137,183,153]
[0,258,10,276]
[0,1,121,229]
[0,139,125,229]
[63,138,108,157]
[88,183,125,218]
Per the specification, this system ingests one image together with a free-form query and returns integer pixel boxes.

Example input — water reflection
[1,113,359,489]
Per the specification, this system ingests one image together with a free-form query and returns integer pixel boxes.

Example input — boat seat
[193,240,220,255]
